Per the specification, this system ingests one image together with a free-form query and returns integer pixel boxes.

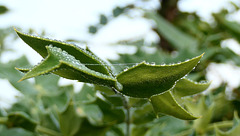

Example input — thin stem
[36,125,62,136]
[176,121,233,136]
[206,121,233,131]
[112,87,130,136]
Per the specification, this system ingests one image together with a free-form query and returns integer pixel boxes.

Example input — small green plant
[0,29,210,136]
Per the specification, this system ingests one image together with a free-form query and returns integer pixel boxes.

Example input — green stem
[206,121,233,131]
[176,121,233,136]
[36,125,62,136]
[112,88,130,136]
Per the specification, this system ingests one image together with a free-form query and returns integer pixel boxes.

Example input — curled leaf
[18,46,120,89]
[150,91,199,120]
[173,78,210,97]
[15,29,113,76]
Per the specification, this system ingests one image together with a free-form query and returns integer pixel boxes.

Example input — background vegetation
[1,0,240,135]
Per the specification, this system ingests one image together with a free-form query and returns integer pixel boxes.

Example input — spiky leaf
[17,46,120,89]
[117,54,203,98]
[15,29,112,75]
[172,78,210,97]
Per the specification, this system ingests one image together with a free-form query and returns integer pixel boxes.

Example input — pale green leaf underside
[117,54,203,98]
[150,78,210,120]
[173,78,210,97]
[18,46,119,89]
[150,91,199,120]
[15,29,112,76]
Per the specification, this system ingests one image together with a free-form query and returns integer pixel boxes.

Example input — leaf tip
[13,27,20,34]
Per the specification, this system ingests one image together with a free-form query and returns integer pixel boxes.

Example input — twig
[112,87,130,136]
[36,125,63,136]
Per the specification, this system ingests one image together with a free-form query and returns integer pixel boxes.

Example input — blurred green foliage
[1,0,240,135]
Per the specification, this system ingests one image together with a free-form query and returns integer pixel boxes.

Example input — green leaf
[213,13,240,42]
[0,5,8,15]
[90,98,125,124]
[117,54,203,98]
[81,104,103,125]
[34,74,60,94]
[74,119,109,136]
[74,84,96,104]
[101,93,124,107]
[172,78,210,97]
[41,87,71,111]
[131,103,155,124]
[215,112,240,136]
[18,46,120,89]
[146,12,199,51]
[195,99,214,133]
[0,56,38,96]
[0,125,35,136]
[38,110,60,132]
[15,29,112,75]
[131,125,148,136]
[150,91,199,120]
[59,101,83,136]
[5,112,37,132]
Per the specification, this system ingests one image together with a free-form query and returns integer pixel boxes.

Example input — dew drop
[150,62,156,66]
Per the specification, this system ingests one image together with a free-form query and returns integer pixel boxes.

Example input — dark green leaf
[15,29,112,75]
[101,93,124,107]
[131,125,148,136]
[117,54,203,98]
[0,125,35,136]
[6,112,37,132]
[0,5,8,15]
[74,119,109,136]
[18,46,120,89]
[131,103,155,124]
[91,98,125,124]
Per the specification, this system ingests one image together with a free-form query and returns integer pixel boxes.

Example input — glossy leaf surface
[117,54,203,98]
[15,29,112,75]
[18,46,119,89]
